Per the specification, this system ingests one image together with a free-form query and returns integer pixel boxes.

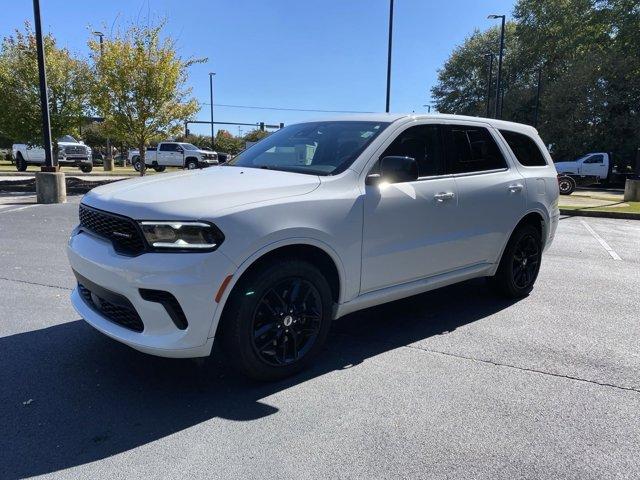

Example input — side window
[445,125,507,174]
[584,154,604,164]
[499,130,548,167]
[159,143,177,152]
[380,125,443,177]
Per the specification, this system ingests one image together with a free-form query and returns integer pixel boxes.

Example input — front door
[580,154,607,178]
[361,124,460,293]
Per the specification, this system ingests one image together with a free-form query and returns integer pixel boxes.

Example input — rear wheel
[558,176,576,195]
[220,259,333,381]
[15,154,27,172]
[490,224,542,298]
[133,157,142,172]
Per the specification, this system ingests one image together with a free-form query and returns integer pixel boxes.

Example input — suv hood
[82,166,321,219]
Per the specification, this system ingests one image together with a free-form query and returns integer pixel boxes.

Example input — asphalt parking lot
[1,194,639,479]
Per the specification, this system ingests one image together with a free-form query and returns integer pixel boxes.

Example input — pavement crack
[404,344,640,394]
[0,276,72,291]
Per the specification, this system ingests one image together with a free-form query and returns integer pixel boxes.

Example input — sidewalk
[560,189,640,219]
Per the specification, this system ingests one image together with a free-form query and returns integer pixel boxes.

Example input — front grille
[77,283,144,332]
[79,204,146,255]
[65,145,87,155]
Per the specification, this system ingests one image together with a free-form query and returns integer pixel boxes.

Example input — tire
[490,224,542,298]
[558,176,576,195]
[80,164,93,173]
[133,158,142,172]
[153,165,166,172]
[220,259,333,381]
[15,154,27,172]
[185,158,198,170]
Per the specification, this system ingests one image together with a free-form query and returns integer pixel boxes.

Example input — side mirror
[367,156,418,185]
[176,147,183,153]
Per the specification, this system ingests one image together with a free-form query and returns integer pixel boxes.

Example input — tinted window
[445,126,507,174]
[500,130,547,167]
[159,143,178,152]
[380,125,443,177]
[584,154,604,164]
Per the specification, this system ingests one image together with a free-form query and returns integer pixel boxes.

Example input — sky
[3,0,515,137]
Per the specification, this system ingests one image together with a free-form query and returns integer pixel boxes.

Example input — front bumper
[199,159,219,168]
[59,156,92,166]
[67,229,236,358]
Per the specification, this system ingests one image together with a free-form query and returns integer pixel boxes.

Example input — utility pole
[534,66,543,128]
[488,14,506,119]
[484,53,495,118]
[385,0,394,113]
[209,72,216,150]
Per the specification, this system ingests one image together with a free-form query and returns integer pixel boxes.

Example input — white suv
[67,114,559,380]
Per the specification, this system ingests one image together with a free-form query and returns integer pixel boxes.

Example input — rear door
[158,143,181,166]
[442,122,526,266]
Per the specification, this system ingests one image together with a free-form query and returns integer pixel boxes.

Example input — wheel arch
[185,156,199,165]
[492,210,547,276]
[209,239,345,338]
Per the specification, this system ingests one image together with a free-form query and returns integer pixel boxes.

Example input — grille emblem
[112,231,132,239]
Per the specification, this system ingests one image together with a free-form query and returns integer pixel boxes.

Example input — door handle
[434,192,455,202]
[508,183,524,193]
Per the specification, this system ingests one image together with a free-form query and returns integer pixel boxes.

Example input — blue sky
[3,0,515,136]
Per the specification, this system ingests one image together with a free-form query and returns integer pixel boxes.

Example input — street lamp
[209,72,216,149]
[484,53,495,118]
[385,0,394,113]
[488,14,506,119]
[92,31,104,56]
[422,104,431,113]
[534,66,543,127]
[92,31,112,170]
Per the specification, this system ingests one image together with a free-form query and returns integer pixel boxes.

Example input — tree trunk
[138,141,146,176]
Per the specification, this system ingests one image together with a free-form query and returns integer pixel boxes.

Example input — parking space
[0,202,639,479]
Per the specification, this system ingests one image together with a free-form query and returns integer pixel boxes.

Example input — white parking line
[0,204,40,214]
[580,220,622,260]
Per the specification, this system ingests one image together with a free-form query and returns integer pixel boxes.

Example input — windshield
[180,143,199,150]
[228,121,389,175]
[58,135,77,143]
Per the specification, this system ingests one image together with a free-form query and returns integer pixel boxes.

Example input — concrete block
[35,171,66,204]
[623,178,640,202]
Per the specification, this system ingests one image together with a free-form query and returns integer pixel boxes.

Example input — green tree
[0,23,91,148]
[243,128,270,143]
[89,22,204,175]
[431,0,640,162]
[214,129,244,155]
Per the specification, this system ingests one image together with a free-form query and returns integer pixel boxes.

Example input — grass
[560,202,640,215]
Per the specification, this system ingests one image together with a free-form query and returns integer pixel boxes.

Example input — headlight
[57,150,66,159]
[139,221,224,252]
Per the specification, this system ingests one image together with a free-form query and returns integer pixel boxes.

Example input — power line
[200,102,374,114]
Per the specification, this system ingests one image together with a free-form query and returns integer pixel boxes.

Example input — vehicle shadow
[0,278,519,479]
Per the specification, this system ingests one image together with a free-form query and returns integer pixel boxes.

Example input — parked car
[554,152,633,194]
[128,142,218,172]
[12,135,93,172]
[67,114,559,380]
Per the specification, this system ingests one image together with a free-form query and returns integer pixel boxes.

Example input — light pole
[534,66,543,128]
[488,14,506,119]
[484,53,495,118]
[209,72,215,149]
[93,31,113,170]
[422,104,431,113]
[385,0,394,113]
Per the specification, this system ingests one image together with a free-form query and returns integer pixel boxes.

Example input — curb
[0,176,122,194]
[0,171,138,178]
[559,208,640,221]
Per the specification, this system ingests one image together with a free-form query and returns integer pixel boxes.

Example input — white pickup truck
[554,152,634,194]
[12,135,93,172]
[128,142,218,172]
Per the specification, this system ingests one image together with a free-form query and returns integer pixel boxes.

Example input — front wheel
[220,259,333,381]
[80,164,93,173]
[489,224,542,298]
[185,159,198,170]
[153,165,166,172]
[558,176,576,195]
[133,158,142,172]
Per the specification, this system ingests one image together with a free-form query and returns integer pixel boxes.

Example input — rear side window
[159,143,178,152]
[444,125,507,174]
[500,130,548,167]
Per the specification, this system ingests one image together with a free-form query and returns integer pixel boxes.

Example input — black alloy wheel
[220,259,333,381]
[511,233,540,289]
[251,277,323,366]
